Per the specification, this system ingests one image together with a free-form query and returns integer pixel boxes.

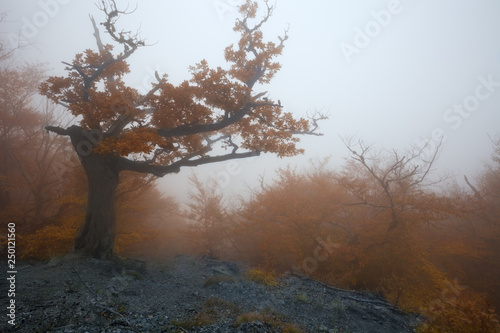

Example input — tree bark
[73,153,119,259]
[63,126,120,259]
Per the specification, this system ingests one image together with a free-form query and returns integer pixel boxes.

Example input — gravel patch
[0,255,421,332]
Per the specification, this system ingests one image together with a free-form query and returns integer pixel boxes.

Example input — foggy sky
[1,0,499,202]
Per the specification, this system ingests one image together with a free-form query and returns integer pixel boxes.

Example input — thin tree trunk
[73,153,120,259]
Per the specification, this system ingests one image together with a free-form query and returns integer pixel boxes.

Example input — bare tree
[340,137,444,232]
[0,62,73,235]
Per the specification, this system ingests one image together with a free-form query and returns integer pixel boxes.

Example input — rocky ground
[1,255,422,332]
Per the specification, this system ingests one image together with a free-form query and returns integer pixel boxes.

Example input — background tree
[40,0,325,259]
[341,137,445,232]
[336,138,451,308]
[434,136,500,311]
[0,12,26,62]
[233,162,346,271]
[0,63,71,239]
[185,174,230,258]
[113,172,182,258]
[181,138,499,331]
[0,24,82,258]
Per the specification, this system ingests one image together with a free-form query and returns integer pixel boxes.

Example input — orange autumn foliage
[235,162,348,271]
[38,0,325,259]
[0,63,75,257]
[40,0,319,165]
[20,160,183,260]
[232,159,448,310]
[186,139,500,332]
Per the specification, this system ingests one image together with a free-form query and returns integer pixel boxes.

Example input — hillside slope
[1,255,420,332]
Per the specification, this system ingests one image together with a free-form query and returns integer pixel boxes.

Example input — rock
[110,276,129,291]
[212,265,233,275]
[319,324,329,331]
[47,256,63,267]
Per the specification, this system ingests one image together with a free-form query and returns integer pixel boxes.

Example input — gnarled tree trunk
[74,153,119,259]
[66,126,120,259]
[74,154,119,259]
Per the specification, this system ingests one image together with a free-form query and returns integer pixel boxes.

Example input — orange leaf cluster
[39,0,313,165]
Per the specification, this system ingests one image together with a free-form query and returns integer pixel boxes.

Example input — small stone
[47,257,62,267]
[110,276,129,291]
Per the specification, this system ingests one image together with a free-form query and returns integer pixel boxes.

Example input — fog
[3,3,500,329]
[2,0,500,202]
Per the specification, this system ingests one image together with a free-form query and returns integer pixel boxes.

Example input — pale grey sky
[1,0,499,201]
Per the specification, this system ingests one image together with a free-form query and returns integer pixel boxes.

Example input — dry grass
[245,268,279,287]
[172,297,238,329]
[234,308,304,332]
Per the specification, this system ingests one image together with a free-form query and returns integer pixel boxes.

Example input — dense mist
[1,1,500,332]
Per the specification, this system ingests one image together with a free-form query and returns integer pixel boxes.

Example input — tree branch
[45,126,70,136]
[289,109,329,136]
[90,15,106,54]
[119,150,260,177]
[157,104,252,138]
[464,175,481,198]
[97,0,143,52]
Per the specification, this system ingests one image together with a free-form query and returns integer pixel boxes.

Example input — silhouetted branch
[290,109,329,136]
[157,105,253,138]
[342,136,444,232]
[97,0,142,52]
[45,126,70,136]
[464,175,482,198]
[118,150,260,177]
